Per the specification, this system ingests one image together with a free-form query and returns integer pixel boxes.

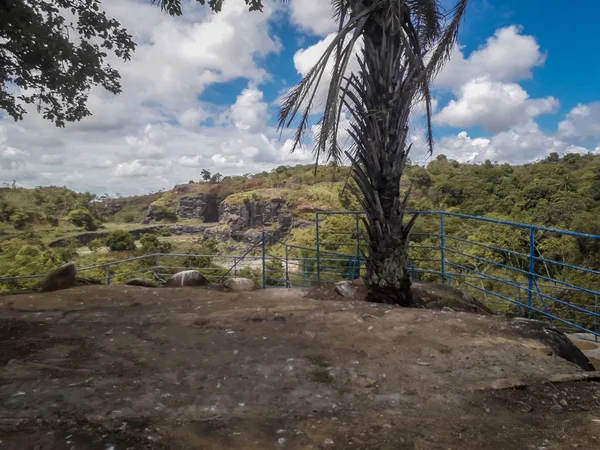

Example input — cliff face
[177,195,220,222]
[220,199,292,233]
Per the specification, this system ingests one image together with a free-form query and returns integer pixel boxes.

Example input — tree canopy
[1,0,136,126]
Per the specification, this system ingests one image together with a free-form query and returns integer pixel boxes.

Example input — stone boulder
[223,277,256,292]
[126,278,157,288]
[164,270,209,288]
[39,262,77,292]
[335,281,356,298]
[74,276,102,286]
[410,282,494,314]
[507,318,595,371]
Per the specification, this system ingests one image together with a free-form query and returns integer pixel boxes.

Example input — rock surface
[165,270,209,287]
[73,276,102,286]
[220,199,291,233]
[508,318,595,371]
[39,262,77,292]
[177,194,221,222]
[335,281,356,298]
[125,278,157,288]
[223,277,255,291]
[1,286,599,450]
[410,282,494,314]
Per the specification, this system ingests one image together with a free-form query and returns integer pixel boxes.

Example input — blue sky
[1,0,599,194]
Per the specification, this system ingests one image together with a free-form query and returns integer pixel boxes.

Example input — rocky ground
[1,286,600,449]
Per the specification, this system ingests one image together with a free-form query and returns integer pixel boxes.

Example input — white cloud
[0,0,302,194]
[289,0,336,36]
[230,85,269,133]
[434,77,558,132]
[177,107,210,128]
[433,123,592,165]
[558,103,600,139]
[435,25,546,89]
[0,2,588,195]
[114,159,173,177]
[40,154,65,165]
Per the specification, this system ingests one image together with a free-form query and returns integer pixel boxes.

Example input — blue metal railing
[2,210,599,337]
[314,211,600,337]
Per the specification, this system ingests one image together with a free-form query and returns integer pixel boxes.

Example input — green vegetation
[68,208,98,231]
[140,234,172,254]
[1,155,600,318]
[105,230,136,252]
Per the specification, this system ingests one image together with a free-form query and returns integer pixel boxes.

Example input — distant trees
[210,173,223,183]
[201,169,212,182]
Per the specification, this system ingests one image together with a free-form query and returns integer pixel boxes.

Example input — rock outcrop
[165,270,209,287]
[507,318,596,371]
[177,195,221,222]
[39,262,77,292]
[220,199,291,232]
[38,263,101,292]
[126,278,157,288]
[335,281,356,298]
[410,282,494,314]
[223,277,255,291]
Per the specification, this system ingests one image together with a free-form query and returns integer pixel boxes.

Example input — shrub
[122,212,136,223]
[151,205,177,222]
[68,208,98,231]
[45,215,59,226]
[183,247,212,269]
[159,226,171,236]
[265,259,284,286]
[10,211,30,229]
[140,233,172,254]
[105,230,136,251]
[88,239,105,252]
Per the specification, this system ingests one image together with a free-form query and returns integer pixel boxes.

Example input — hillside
[1,153,600,294]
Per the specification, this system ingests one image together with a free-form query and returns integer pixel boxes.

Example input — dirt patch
[0,286,599,449]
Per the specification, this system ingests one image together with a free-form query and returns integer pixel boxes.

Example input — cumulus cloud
[289,0,337,36]
[0,0,304,194]
[434,124,591,165]
[230,85,269,133]
[434,77,558,132]
[0,1,594,195]
[434,25,546,89]
[558,103,600,139]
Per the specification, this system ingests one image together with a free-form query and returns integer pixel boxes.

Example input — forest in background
[1,151,599,327]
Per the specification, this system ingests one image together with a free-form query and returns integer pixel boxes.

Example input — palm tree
[157,0,468,305]
[278,0,468,305]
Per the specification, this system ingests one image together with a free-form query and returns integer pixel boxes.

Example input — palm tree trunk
[349,2,416,306]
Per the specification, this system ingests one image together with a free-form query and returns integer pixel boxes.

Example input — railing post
[233,257,238,277]
[440,213,446,284]
[354,213,360,281]
[316,213,321,286]
[527,227,536,318]
[105,267,111,285]
[285,245,290,288]
[261,231,266,289]
[595,294,598,343]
